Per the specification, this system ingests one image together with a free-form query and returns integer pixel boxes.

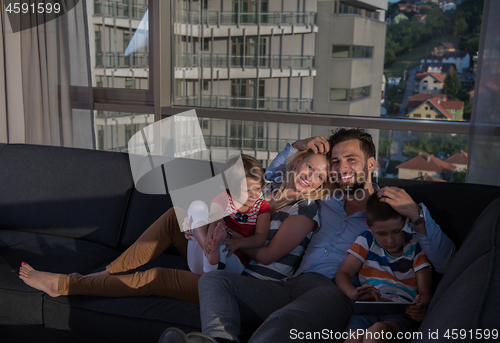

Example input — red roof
[441,101,464,110]
[409,93,447,102]
[435,42,459,50]
[430,73,446,83]
[428,98,452,119]
[446,151,468,165]
[415,73,445,83]
[397,153,456,173]
[415,72,429,81]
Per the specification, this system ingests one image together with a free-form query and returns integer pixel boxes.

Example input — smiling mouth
[339,173,354,182]
[299,177,310,188]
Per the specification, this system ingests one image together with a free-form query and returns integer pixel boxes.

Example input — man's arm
[265,136,330,181]
[377,187,456,274]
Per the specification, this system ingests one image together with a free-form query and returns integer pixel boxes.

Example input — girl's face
[293,154,329,194]
[234,177,263,207]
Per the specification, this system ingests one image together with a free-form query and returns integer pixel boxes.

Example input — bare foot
[19,262,61,297]
[207,224,227,265]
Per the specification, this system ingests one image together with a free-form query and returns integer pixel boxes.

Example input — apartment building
[90,0,387,164]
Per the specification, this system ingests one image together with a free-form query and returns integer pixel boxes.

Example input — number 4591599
[444,329,498,340]
[5,2,62,14]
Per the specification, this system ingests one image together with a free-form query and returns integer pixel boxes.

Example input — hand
[184,230,194,241]
[292,136,330,154]
[406,294,428,322]
[222,238,240,258]
[377,187,421,222]
[348,284,381,301]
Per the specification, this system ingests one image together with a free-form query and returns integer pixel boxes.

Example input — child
[335,192,433,343]
[187,154,271,275]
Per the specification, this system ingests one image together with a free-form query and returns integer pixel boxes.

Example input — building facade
[90,0,388,164]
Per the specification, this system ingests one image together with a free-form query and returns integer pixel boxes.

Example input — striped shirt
[348,230,431,302]
[244,198,320,281]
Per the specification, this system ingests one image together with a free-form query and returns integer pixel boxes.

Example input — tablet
[354,301,415,315]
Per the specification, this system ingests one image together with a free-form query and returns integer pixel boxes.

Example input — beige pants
[58,208,200,304]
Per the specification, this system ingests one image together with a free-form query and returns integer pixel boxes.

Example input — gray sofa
[0,143,499,342]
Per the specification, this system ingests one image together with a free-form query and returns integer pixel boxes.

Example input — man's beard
[334,163,369,194]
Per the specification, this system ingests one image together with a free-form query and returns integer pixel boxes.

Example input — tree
[451,170,467,183]
[442,72,461,100]
[453,17,468,37]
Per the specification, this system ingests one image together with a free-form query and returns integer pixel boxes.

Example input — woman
[19,150,332,305]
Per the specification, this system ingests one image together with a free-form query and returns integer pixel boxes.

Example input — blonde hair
[273,150,333,210]
[223,154,265,198]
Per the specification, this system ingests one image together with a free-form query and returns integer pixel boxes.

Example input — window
[352,46,373,58]
[414,113,421,118]
[202,40,209,51]
[330,89,348,101]
[125,79,134,89]
[332,45,373,59]
[203,80,210,91]
[426,114,431,118]
[332,46,350,58]
[330,86,370,102]
[350,86,371,101]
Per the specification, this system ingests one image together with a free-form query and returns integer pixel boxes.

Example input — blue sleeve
[265,142,297,182]
[414,203,456,274]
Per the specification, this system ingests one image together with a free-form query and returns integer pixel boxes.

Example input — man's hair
[328,128,376,160]
[223,154,265,197]
[365,192,405,227]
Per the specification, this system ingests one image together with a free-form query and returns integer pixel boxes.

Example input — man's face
[330,139,374,193]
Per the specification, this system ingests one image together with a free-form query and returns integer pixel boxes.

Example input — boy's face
[369,218,407,256]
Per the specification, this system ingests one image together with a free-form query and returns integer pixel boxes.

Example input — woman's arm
[238,215,315,265]
[223,213,271,257]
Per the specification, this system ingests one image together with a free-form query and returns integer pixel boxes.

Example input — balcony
[175,54,314,69]
[174,10,316,27]
[95,52,149,68]
[94,0,147,20]
[174,96,312,112]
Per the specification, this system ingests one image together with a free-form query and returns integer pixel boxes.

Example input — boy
[336,192,433,343]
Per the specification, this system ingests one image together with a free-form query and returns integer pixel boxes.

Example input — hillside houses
[397,153,456,181]
[421,51,470,72]
[407,96,464,121]
[414,73,446,94]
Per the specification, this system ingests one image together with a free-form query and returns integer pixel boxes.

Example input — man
[198,128,455,343]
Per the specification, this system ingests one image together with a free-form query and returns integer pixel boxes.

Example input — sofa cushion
[0,230,121,324]
[0,144,134,248]
[42,254,201,343]
[414,197,500,340]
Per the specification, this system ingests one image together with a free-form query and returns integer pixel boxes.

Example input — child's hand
[182,217,193,240]
[406,294,428,322]
[222,239,241,258]
[348,284,381,301]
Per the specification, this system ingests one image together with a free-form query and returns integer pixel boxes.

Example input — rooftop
[397,153,456,173]
[446,151,468,165]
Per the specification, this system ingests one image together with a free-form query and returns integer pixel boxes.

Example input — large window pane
[170,0,481,121]
[95,111,154,151]
[90,0,149,89]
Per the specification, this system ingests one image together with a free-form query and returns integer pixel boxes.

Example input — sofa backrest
[120,157,225,249]
[377,178,500,248]
[0,144,134,248]
[414,196,500,340]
